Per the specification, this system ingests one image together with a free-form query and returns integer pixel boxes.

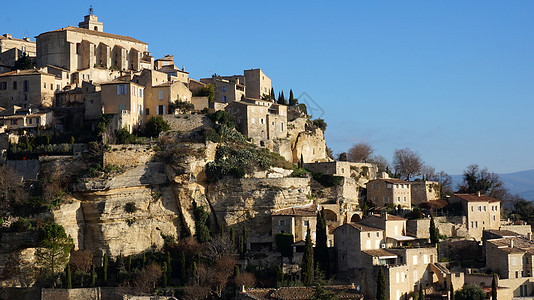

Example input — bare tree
[69,250,93,273]
[392,148,423,181]
[134,263,162,295]
[212,255,237,297]
[204,235,235,261]
[0,165,27,217]
[234,272,256,289]
[420,165,436,181]
[347,142,374,163]
[184,284,211,300]
[368,155,390,173]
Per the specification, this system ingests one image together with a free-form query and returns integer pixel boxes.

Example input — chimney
[23,37,30,42]
[182,65,185,71]
[511,239,514,248]
[477,191,481,197]
[528,232,532,241]
[351,283,356,289]
[240,285,246,293]
[3,33,12,39]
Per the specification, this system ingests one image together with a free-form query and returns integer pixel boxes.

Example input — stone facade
[243,68,271,99]
[411,180,441,205]
[0,69,58,108]
[101,80,145,132]
[367,177,412,209]
[271,205,317,245]
[36,14,151,73]
[449,193,501,240]
[0,34,36,73]
[200,77,245,104]
[335,223,385,271]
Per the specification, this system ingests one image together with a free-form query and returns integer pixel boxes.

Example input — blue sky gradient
[1,1,533,174]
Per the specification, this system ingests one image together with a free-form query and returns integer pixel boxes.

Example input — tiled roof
[453,193,500,203]
[485,229,521,238]
[488,237,534,254]
[37,26,147,45]
[365,213,407,221]
[418,199,449,209]
[362,249,398,258]
[272,206,317,217]
[0,35,34,43]
[346,223,382,232]
[0,69,53,77]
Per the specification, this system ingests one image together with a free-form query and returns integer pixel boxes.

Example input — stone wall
[41,287,100,300]
[406,218,430,239]
[434,216,468,238]
[500,224,532,237]
[161,114,214,133]
[411,181,441,205]
[191,96,209,111]
[103,145,156,168]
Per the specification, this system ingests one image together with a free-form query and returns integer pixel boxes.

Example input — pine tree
[315,208,329,276]
[162,262,168,288]
[90,264,96,287]
[179,251,186,284]
[430,215,439,244]
[103,253,108,285]
[66,264,72,289]
[301,227,314,286]
[491,273,497,300]
[376,268,386,300]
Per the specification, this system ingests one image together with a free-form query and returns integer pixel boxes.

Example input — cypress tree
[271,87,275,101]
[301,227,314,286]
[192,262,198,283]
[103,253,108,285]
[179,251,186,284]
[315,208,329,276]
[289,89,297,106]
[128,255,132,272]
[234,265,240,277]
[66,264,72,289]
[162,262,168,288]
[275,263,284,285]
[419,283,424,300]
[450,282,455,300]
[142,253,146,268]
[90,264,96,287]
[430,215,439,244]
[242,224,248,253]
[491,273,497,300]
[166,252,172,281]
[376,267,386,300]
[300,153,304,168]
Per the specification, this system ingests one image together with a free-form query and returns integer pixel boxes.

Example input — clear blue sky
[2,1,533,174]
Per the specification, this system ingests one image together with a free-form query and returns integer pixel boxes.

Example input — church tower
[78,6,104,32]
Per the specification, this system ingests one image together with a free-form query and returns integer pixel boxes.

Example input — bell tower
[78,6,104,32]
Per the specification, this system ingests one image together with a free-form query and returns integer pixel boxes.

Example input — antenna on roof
[89,5,94,15]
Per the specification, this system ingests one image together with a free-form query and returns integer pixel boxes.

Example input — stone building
[200,77,245,104]
[225,98,287,146]
[0,33,36,73]
[0,106,53,134]
[36,13,153,74]
[486,237,534,297]
[335,223,385,271]
[449,193,501,240]
[243,68,271,99]
[411,180,441,205]
[360,213,416,248]
[271,205,318,245]
[100,80,145,132]
[367,176,412,209]
[0,69,58,108]
[154,55,189,84]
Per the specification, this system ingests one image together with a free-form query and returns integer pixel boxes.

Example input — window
[374,183,379,190]
[384,196,388,203]
[139,88,143,98]
[157,105,165,115]
[29,118,32,124]
[279,220,285,226]
[386,183,392,188]
[158,90,164,100]
[12,81,17,90]
[280,122,284,132]
[478,206,481,212]
[138,105,143,115]
[471,206,474,212]
[132,86,136,96]
[260,118,264,124]
[221,86,227,92]
[470,221,474,228]
[367,233,371,238]
[50,84,53,90]
[404,196,407,202]
[145,108,150,115]
[251,118,255,124]
[0,82,6,90]
[366,240,371,249]
[423,254,428,264]
[397,196,401,203]
[483,206,486,212]
[119,104,126,111]
[493,215,496,221]
[413,255,417,265]
[222,96,228,102]
[376,232,380,237]
[304,220,309,227]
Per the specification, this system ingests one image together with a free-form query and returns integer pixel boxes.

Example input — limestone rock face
[206,177,311,244]
[0,231,40,287]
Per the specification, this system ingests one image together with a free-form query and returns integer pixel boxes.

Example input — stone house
[0,106,53,134]
[154,55,189,84]
[486,237,534,297]
[36,13,153,74]
[100,80,145,132]
[367,176,412,209]
[200,77,245,104]
[243,68,271,99]
[411,180,441,205]
[360,213,416,248]
[334,223,385,271]
[271,205,318,245]
[303,161,378,181]
[0,34,36,73]
[448,193,501,240]
[0,69,58,108]
[225,98,287,146]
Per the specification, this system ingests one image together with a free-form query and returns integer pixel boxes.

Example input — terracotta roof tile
[362,249,398,257]
[346,223,382,232]
[272,206,317,217]
[453,194,500,203]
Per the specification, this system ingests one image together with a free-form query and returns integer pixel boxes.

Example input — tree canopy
[36,223,74,284]
[347,142,373,163]
[458,164,505,198]
[392,148,423,181]
[144,116,170,137]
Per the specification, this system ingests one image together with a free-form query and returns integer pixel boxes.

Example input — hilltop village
[0,12,532,300]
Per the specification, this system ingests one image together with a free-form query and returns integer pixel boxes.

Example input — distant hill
[451,169,534,201]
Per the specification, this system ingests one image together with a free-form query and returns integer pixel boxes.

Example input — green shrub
[116,127,136,144]
[312,172,343,187]
[144,116,170,137]
[10,218,33,232]
[312,118,327,131]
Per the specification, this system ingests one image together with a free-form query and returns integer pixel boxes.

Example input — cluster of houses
[2,11,533,300]
[0,11,284,151]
